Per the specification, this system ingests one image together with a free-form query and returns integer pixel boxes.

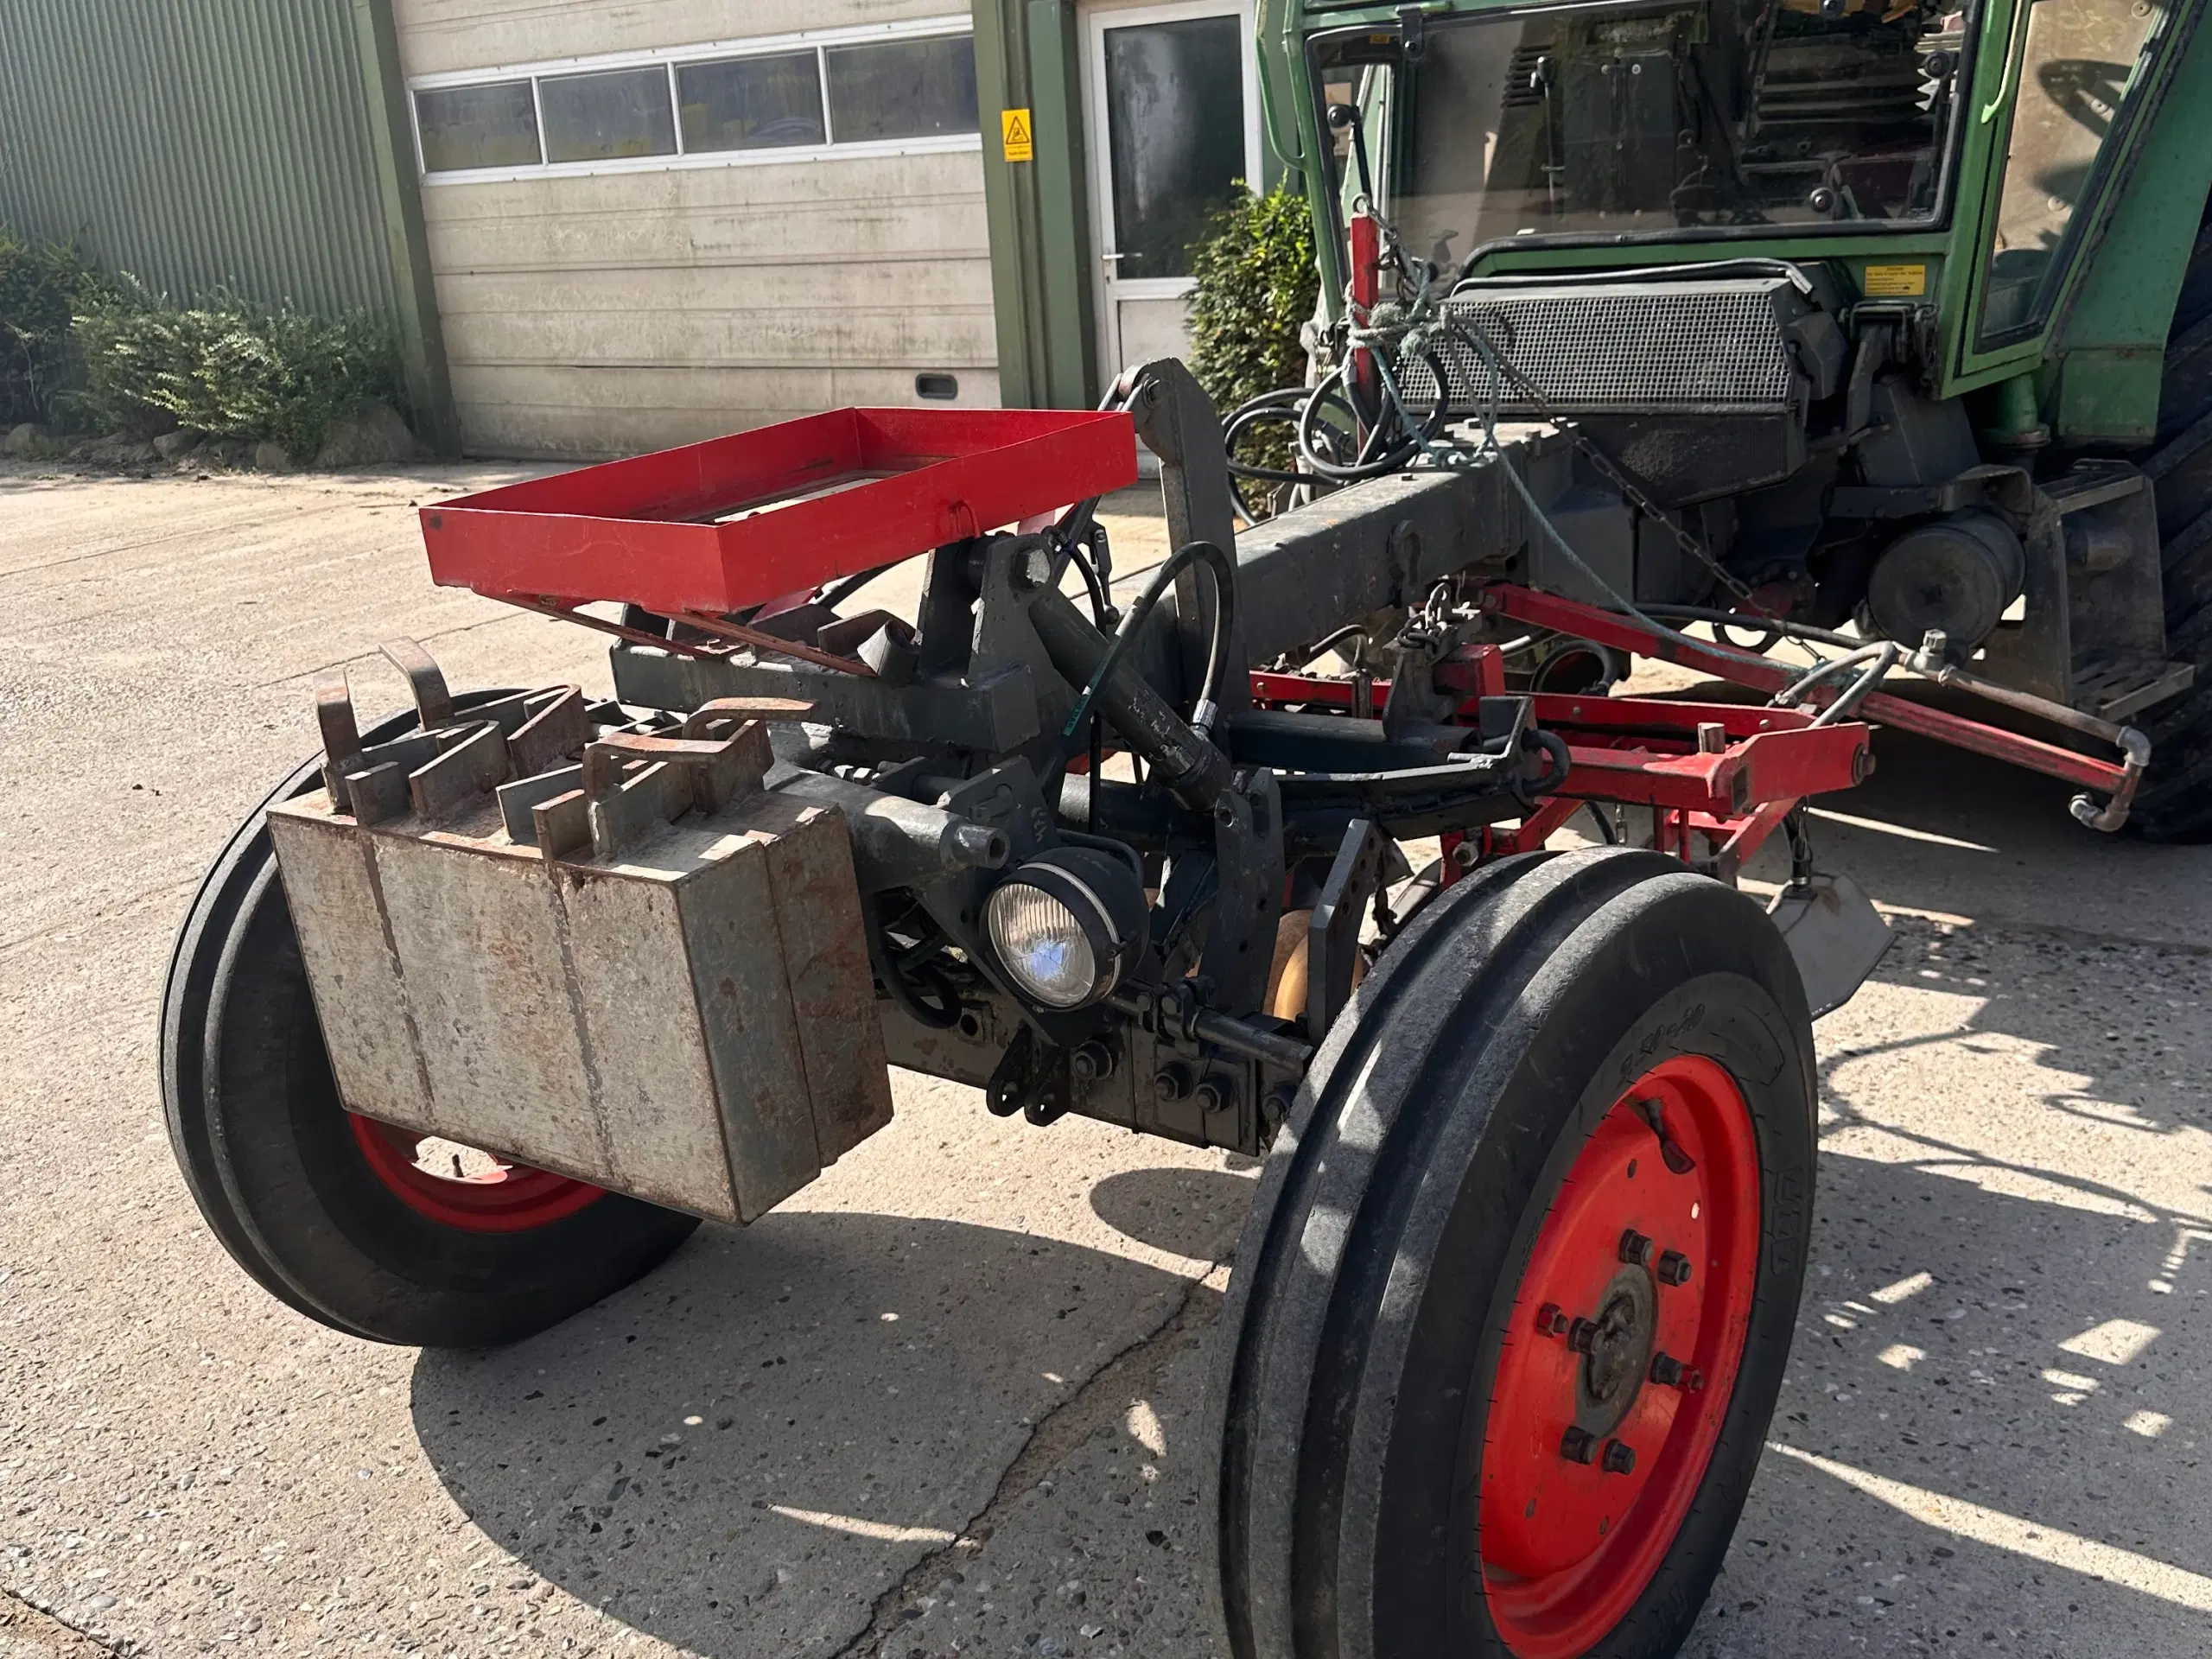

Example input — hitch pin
[1634,1096,1697,1175]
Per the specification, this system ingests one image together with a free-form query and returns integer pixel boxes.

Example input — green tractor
[1238,0,2212,836]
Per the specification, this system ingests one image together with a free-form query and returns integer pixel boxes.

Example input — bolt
[1533,1303,1569,1338]
[1152,1064,1194,1103]
[1619,1229,1656,1268]
[1601,1439,1637,1476]
[1071,1040,1116,1084]
[1560,1427,1598,1465]
[1567,1317,1600,1354]
[1450,840,1478,871]
[1656,1249,1694,1287]
[1650,1351,1707,1392]
[1194,1075,1230,1116]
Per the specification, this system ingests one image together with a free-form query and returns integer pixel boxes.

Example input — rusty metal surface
[267,671,893,1226]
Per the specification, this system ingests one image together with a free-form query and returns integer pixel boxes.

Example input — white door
[1084,0,1263,383]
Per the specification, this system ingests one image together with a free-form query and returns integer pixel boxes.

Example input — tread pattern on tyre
[1211,849,1818,1659]
[2139,203,2212,839]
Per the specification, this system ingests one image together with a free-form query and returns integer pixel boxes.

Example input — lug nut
[1534,1303,1569,1338]
[1567,1317,1599,1354]
[1619,1229,1655,1268]
[1656,1249,1694,1287]
[1560,1427,1598,1465]
[1650,1351,1707,1391]
[1601,1439,1637,1476]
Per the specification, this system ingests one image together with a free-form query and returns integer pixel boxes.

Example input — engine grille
[1395,279,1801,415]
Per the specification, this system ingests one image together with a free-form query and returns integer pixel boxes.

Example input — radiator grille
[1396,283,1798,414]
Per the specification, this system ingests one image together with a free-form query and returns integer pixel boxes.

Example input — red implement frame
[1479,583,2133,799]
[1248,659,1870,880]
[422,407,1137,616]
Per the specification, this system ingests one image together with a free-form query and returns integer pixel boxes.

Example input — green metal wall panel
[0,0,456,448]
[0,0,393,315]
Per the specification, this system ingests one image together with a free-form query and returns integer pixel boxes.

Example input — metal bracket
[1308,817,1386,1039]
[1198,767,1286,1014]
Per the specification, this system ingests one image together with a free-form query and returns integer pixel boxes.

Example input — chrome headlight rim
[982,847,1147,1012]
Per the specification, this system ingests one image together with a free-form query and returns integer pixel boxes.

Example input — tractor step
[2072,651,2197,722]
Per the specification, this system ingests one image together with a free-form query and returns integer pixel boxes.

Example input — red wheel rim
[347,1114,606,1234]
[1478,1056,1761,1658]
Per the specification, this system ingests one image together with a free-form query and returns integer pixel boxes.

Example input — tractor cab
[1259,0,2212,837]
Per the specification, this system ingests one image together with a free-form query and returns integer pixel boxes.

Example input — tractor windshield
[1311,0,1970,269]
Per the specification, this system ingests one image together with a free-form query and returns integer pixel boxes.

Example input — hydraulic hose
[1031,588,1233,813]
[1061,539,1236,742]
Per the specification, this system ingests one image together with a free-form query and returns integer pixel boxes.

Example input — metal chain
[1442,312,1764,610]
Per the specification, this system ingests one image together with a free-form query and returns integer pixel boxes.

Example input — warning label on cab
[1001,109,1034,162]
[1862,264,1928,297]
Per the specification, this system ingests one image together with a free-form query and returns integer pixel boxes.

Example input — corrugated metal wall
[0,0,397,319]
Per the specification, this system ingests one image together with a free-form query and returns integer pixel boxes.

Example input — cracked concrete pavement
[3,460,2211,1657]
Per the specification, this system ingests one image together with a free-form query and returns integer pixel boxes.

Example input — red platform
[421,407,1138,616]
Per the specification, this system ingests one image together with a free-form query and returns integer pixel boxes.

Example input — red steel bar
[1481,583,2131,796]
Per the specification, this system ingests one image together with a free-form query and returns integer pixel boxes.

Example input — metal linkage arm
[1479,584,2141,825]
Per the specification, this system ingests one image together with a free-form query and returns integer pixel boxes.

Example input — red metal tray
[421,406,1138,615]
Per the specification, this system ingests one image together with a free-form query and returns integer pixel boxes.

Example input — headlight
[983,846,1148,1011]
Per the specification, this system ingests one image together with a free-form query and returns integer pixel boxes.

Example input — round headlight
[982,847,1148,1011]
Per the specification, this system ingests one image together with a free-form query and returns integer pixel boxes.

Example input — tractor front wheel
[159,712,700,1349]
[1211,848,1817,1659]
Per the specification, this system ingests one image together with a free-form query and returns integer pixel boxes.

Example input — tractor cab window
[1311,0,1969,270]
[1976,0,2164,343]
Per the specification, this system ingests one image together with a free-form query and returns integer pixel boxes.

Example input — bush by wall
[1186,179,1320,423]
[69,283,402,458]
[0,230,109,428]
[1,226,403,458]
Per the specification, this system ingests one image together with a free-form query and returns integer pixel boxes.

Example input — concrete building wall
[391,0,1000,457]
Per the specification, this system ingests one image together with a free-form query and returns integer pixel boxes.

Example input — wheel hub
[1476,1055,1763,1659]
[1573,1268,1655,1435]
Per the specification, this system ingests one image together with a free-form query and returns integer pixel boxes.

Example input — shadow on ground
[408,1205,1207,1657]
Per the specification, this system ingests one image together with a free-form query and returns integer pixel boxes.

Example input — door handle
[1102,251,1137,266]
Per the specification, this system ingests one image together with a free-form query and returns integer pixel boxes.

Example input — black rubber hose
[1062,539,1236,742]
[1032,588,1233,812]
[1064,534,1117,632]
[1296,357,1450,482]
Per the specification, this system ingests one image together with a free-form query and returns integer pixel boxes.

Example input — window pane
[824,35,979,143]
[1979,0,2162,342]
[1104,17,1246,281]
[538,67,677,163]
[677,52,826,151]
[1312,0,1967,268]
[416,81,539,173]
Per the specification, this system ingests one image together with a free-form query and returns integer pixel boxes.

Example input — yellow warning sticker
[1001,108,1034,162]
[1863,263,1928,297]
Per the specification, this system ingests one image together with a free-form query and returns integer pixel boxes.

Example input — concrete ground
[2,460,2209,1659]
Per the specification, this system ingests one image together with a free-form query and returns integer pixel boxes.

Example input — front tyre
[1212,849,1817,1659]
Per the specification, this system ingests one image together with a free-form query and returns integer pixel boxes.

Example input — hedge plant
[69,283,401,457]
[1185,180,1321,505]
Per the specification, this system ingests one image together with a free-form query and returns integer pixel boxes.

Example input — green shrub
[0,230,110,428]
[1186,178,1319,423]
[68,284,402,457]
